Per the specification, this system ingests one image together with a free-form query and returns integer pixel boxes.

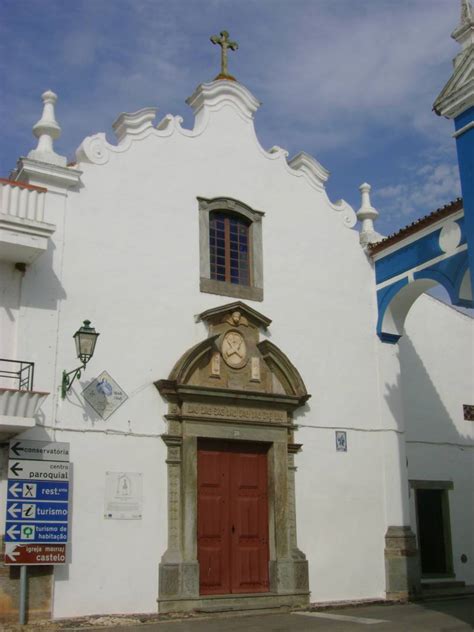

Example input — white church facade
[0,7,473,623]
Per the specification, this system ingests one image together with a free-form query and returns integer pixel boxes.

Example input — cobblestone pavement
[4,596,474,632]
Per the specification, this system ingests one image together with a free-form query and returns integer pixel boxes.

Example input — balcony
[0,359,49,440]
[0,178,55,264]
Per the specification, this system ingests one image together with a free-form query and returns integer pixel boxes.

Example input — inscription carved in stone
[184,402,286,423]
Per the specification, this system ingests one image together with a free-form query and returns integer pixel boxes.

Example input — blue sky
[0,0,464,237]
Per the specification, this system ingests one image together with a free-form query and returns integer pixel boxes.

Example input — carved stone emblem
[221,330,247,368]
[224,310,248,328]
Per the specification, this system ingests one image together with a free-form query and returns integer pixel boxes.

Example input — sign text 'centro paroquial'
[4,440,70,564]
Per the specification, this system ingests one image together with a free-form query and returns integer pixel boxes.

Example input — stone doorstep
[419,583,474,602]
[158,591,309,614]
[421,579,465,589]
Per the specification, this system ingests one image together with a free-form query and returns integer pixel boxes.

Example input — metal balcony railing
[0,359,35,391]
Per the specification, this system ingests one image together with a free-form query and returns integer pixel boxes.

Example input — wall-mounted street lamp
[61,320,100,399]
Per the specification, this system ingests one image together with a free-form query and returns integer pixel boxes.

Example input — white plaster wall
[53,431,167,617]
[3,87,468,617]
[297,427,386,602]
[400,294,474,584]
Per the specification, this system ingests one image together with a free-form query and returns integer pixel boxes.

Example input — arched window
[198,197,264,301]
[209,212,250,285]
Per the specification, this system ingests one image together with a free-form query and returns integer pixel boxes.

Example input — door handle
[231,525,235,534]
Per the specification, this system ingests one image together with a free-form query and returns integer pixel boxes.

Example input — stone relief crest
[221,330,247,368]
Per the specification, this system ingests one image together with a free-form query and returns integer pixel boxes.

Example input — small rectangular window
[199,197,264,301]
[210,212,250,286]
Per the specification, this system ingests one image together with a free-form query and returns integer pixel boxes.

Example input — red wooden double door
[197,439,270,595]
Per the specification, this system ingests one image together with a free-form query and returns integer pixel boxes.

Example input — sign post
[4,440,70,625]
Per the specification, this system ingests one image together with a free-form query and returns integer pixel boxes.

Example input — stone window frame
[198,197,264,302]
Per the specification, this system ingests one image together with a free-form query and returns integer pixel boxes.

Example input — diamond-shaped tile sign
[82,371,128,420]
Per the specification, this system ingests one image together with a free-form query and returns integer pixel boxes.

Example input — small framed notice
[104,472,143,520]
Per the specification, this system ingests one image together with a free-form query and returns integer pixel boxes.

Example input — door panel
[197,448,230,594]
[230,451,269,593]
[197,440,269,595]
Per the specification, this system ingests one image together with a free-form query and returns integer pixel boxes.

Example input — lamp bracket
[61,363,85,399]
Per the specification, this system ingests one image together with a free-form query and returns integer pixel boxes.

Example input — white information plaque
[82,371,128,420]
[104,472,142,520]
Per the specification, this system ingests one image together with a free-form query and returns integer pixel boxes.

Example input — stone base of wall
[159,562,200,600]
[384,526,421,600]
[0,539,53,623]
[269,559,309,593]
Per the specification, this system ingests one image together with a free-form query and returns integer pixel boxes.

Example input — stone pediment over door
[155,301,311,614]
[156,300,310,417]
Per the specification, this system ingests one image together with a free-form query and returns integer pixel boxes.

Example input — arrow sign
[4,543,67,566]
[8,480,69,502]
[4,545,21,563]
[5,440,70,553]
[5,522,67,543]
[8,482,21,498]
[7,503,21,519]
[9,462,23,477]
[8,440,69,462]
[7,460,69,481]
[10,441,22,457]
[7,524,20,540]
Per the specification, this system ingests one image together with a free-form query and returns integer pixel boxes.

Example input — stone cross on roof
[210,30,238,81]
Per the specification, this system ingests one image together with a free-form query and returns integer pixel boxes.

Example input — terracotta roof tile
[0,177,47,193]
[368,198,463,256]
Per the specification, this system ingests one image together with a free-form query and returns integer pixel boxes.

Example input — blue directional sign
[8,480,69,502]
[4,440,70,552]
[6,501,68,522]
[5,522,68,543]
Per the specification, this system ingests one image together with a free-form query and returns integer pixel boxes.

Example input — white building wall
[297,427,386,602]
[400,295,474,585]
[0,83,471,617]
[14,95,392,616]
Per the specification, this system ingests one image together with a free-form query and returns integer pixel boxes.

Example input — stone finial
[356,183,381,247]
[28,90,67,166]
[452,0,474,50]
[461,0,473,24]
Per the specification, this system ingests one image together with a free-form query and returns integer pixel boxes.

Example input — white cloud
[375,160,461,229]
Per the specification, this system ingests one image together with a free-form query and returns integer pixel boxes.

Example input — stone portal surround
[158,412,309,613]
[156,302,311,613]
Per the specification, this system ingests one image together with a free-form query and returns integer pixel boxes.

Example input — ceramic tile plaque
[463,404,474,421]
[335,431,347,452]
[104,472,142,520]
[82,370,128,420]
